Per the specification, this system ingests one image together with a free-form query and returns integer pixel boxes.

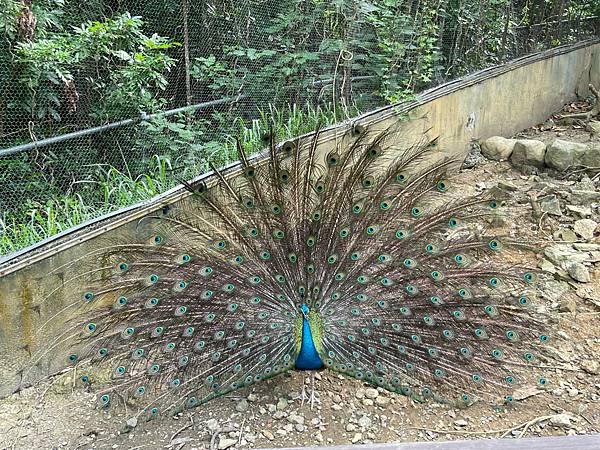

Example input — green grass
[0,102,360,256]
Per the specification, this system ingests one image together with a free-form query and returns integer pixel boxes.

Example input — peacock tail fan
[25,123,558,420]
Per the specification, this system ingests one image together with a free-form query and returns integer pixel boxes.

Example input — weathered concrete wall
[0,40,598,396]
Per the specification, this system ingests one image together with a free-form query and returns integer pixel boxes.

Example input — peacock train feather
[24,124,556,420]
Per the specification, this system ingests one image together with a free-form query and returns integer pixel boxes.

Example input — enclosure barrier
[259,434,600,450]
[0,39,599,398]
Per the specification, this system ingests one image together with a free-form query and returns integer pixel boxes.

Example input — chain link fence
[1,0,599,255]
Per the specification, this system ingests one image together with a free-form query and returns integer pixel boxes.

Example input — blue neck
[295,314,323,370]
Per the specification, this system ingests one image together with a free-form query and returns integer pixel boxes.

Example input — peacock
[23,123,556,422]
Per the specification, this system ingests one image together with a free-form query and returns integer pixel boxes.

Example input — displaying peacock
[24,124,556,421]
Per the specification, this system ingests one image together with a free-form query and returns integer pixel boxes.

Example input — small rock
[295,424,305,432]
[497,181,518,191]
[375,396,390,407]
[566,205,592,217]
[538,258,556,273]
[573,219,598,241]
[559,296,577,313]
[236,399,249,412]
[206,419,219,432]
[454,419,468,427]
[541,118,555,131]
[273,411,286,420]
[358,415,372,428]
[511,139,546,168]
[544,245,588,267]
[553,229,578,243]
[545,139,588,171]
[550,414,573,429]
[570,190,600,204]
[355,388,366,399]
[365,388,379,399]
[582,143,600,167]
[362,399,374,407]
[582,360,600,375]
[262,430,275,440]
[539,195,562,216]
[287,414,305,425]
[247,393,258,402]
[218,437,237,450]
[585,120,600,135]
[352,433,363,444]
[567,262,591,283]
[125,417,138,429]
[481,136,517,160]
[346,423,357,432]
[276,398,288,411]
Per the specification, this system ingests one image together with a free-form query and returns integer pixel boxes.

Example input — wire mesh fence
[0,0,599,255]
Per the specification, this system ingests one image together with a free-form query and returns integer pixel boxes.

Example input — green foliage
[14,13,178,123]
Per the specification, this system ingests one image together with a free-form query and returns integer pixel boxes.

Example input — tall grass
[1,102,358,256]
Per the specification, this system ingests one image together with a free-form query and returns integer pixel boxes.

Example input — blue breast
[295,317,323,370]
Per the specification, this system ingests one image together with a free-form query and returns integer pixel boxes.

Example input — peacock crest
[25,124,555,420]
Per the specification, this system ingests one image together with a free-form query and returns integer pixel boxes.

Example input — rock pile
[481,136,600,172]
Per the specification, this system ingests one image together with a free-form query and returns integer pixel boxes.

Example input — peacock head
[301,303,310,318]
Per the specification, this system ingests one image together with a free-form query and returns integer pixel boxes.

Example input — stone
[497,181,518,191]
[573,219,598,241]
[559,296,577,313]
[351,433,363,444]
[218,437,237,450]
[570,190,600,204]
[511,139,546,167]
[355,388,366,399]
[582,143,600,167]
[582,360,600,375]
[276,398,288,411]
[375,396,390,407]
[236,399,249,412]
[454,419,468,427]
[295,424,305,432]
[365,388,379,399]
[287,414,304,425]
[567,263,590,283]
[539,195,562,216]
[125,417,138,429]
[538,259,556,273]
[362,399,374,407]
[566,205,592,217]
[545,139,588,171]
[481,136,517,161]
[247,393,258,402]
[346,423,357,432]
[273,411,286,420]
[206,419,219,432]
[553,228,578,243]
[550,414,573,429]
[586,120,600,135]
[544,245,588,267]
[358,415,372,428]
[262,430,274,440]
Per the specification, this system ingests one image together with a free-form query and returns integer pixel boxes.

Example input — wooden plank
[258,434,600,450]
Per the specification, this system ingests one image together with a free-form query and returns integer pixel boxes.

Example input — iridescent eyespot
[489,200,498,209]
[411,207,422,217]
[489,239,499,250]
[84,322,96,333]
[523,272,535,283]
[271,204,281,214]
[154,235,162,244]
[83,292,94,302]
[149,274,159,284]
[118,262,128,271]
[449,217,459,227]
[436,180,447,192]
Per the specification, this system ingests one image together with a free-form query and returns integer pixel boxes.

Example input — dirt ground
[1,108,599,450]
